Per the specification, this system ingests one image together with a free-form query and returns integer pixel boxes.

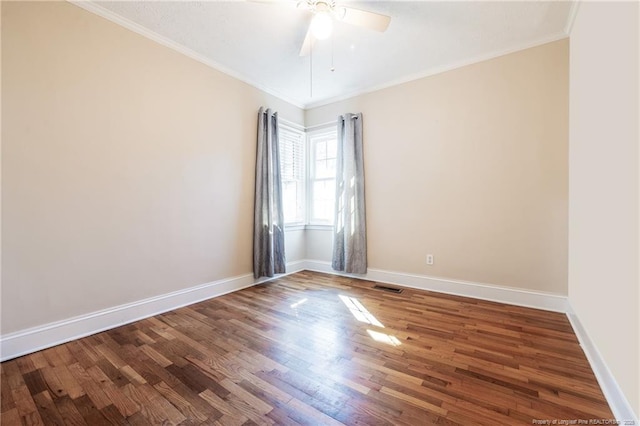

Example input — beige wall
[306,40,569,294]
[568,2,639,417]
[1,1,573,346]
[1,1,304,334]
[0,0,3,333]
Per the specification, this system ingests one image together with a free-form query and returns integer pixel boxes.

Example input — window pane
[316,158,337,179]
[326,158,336,174]
[314,160,327,179]
[282,181,298,223]
[315,140,327,160]
[309,130,338,225]
[327,139,337,157]
[313,179,335,222]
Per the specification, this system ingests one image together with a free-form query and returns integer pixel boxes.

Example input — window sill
[284,224,306,231]
[305,224,334,231]
[284,224,334,231]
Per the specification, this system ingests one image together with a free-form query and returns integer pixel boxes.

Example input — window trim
[279,122,306,227]
[307,127,338,227]
[277,120,338,231]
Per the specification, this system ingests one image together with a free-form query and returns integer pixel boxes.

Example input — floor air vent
[372,284,403,294]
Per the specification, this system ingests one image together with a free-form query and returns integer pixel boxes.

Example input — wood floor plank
[1,365,17,413]
[71,394,112,425]
[53,395,88,426]
[32,391,68,425]
[99,403,129,425]
[153,380,210,422]
[69,363,112,410]
[11,384,39,419]
[1,271,614,425]
[0,408,21,425]
[101,382,140,418]
[20,409,45,426]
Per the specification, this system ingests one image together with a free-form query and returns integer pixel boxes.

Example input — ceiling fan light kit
[310,10,333,40]
[252,0,391,98]
[295,0,391,56]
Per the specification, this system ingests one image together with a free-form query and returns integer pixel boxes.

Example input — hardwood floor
[1,271,613,425]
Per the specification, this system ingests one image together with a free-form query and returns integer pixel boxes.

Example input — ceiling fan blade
[339,6,391,32]
[296,1,313,10]
[299,26,315,56]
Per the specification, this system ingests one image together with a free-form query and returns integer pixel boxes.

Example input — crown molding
[303,32,569,109]
[66,0,306,110]
[68,1,571,113]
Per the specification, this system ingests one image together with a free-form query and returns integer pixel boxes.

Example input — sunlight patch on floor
[367,329,402,347]
[290,298,308,309]
[338,295,384,327]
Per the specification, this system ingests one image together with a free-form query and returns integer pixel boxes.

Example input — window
[279,124,305,225]
[309,129,338,225]
[278,123,337,228]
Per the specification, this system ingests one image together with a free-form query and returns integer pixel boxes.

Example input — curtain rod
[278,116,358,133]
[306,116,358,132]
[305,121,335,131]
[259,110,304,130]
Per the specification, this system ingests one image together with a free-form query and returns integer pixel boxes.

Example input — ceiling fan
[252,1,391,56]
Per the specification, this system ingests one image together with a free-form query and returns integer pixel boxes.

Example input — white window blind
[279,125,305,224]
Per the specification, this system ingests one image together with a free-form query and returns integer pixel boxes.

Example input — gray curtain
[254,107,286,278]
[332,113,367,274]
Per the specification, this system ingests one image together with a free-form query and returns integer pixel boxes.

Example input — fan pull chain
[330,33,335,72]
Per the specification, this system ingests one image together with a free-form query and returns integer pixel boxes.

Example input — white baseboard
[304,260,640,421]
[566,306,639,424]
[0,260,306,362]
[1,259,565,362]
[3,258,635,423]
[303,260,569,313]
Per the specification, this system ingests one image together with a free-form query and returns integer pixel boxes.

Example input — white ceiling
[84,1,576,108]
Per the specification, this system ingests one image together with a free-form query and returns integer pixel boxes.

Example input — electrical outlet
[426,254,434,265]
